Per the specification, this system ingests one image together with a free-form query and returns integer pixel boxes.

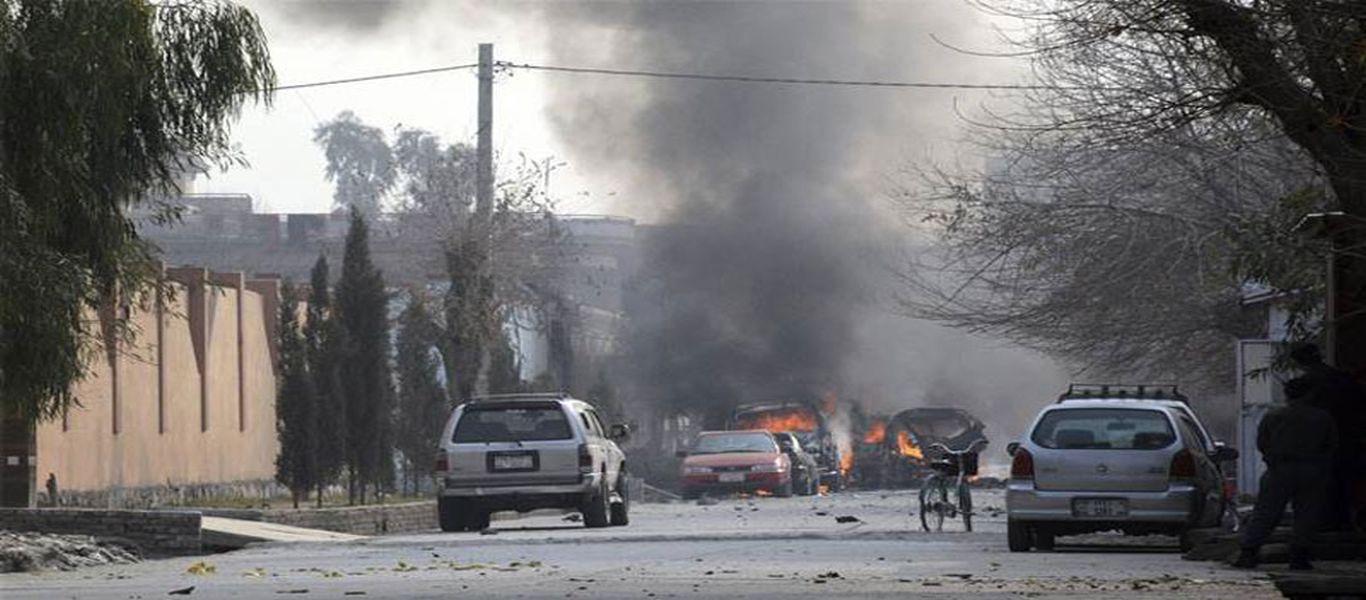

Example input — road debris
[167,586,195,596]
[0,530,139,573]
[834,515,860,523]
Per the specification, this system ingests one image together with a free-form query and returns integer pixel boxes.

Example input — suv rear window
[1031,408,1175,450]
[453,405,573,443]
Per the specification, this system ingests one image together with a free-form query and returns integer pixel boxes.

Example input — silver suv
[434,393,630,531]
[1005,385,1237,552]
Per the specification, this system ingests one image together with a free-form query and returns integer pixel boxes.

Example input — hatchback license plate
[491,453,535,471]
[1072,498,1128,517]
[718,472,746,483]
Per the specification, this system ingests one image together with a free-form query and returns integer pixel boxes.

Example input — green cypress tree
[335,208,394,503]
[394,290,448,495]
[274,280,316,508]
[306,254,346,507]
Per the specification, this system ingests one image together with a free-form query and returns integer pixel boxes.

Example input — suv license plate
[1072,498,1128,517]
[718,473,745,483]
[492,454,535,471]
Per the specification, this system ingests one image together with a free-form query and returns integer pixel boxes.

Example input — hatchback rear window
[1031,408,1175,450]
[453,406,573,443]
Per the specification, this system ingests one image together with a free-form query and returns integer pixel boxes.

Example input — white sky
[198,1,1026,221]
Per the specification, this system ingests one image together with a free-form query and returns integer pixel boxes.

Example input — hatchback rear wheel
[1007,520,1032,552]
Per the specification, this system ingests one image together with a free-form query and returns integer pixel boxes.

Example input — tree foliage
[0,0,274,421]
[904,0,1366,381]
[334,208,394,502]
[313,111,396,217]
[274,280,317,508]
[393,288,447,494]
[305,254,347,507]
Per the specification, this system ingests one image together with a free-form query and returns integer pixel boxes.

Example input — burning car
[873,407,988,487]
[728,402,846,491]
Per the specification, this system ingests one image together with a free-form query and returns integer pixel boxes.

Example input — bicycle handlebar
[925,439,989,455]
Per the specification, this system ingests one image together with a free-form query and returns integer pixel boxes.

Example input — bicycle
[917,439,988,532]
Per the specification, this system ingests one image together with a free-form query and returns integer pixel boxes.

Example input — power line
[261,59,1099,94]
[497,61,1101,91]
[267,63,479,92]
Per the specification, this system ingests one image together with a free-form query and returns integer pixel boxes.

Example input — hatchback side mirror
[1211,442,1238,462]
[608,423,630,440]
[675,450,689,458]
[1006,442,1020,457]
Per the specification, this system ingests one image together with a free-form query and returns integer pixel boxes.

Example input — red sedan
[678,430,793,499]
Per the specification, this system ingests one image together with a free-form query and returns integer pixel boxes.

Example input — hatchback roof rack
[1057,383,1187,403]
[467,392,571,402]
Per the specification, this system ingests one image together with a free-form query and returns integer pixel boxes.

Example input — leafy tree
[334,208,394,503]
[274,280,317,508]
[313,111,395,217]
[305,254,346,507]
[906,1,1366,380]
[394,289,448,495]
[0,0,274,423]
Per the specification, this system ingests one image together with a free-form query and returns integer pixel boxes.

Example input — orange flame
[839,450,853,475]
[897,430,924,460]
[754,489,773,497]
[863,420,887,444]
[736,410,818,433]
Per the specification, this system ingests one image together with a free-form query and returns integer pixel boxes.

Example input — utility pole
[475,43,494,225]
[472,43,494,397]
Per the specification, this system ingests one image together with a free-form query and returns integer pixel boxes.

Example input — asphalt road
[1,490,1290,599]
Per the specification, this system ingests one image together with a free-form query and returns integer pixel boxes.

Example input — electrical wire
[261,60,1102,93]
[266,63,479,92]
[496,61,1106,91]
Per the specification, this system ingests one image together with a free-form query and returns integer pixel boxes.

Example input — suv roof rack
[1057,383,1187,403]
[467,392,572,403]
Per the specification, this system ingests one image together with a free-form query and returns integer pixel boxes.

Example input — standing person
[1234,378,1337,571]
[1289,343,1366,531]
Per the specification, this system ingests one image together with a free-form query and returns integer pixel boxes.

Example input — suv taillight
[1010,448,1034,480]
[434,451,448,473]
[1169,449,1196,480]
[578,443,594,473]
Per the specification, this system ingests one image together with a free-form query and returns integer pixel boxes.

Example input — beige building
[30,267,283,506]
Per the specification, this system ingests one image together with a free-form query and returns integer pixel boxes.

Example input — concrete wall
[33,269,281,502]
[0,508,202,555]
[200,501,437,536]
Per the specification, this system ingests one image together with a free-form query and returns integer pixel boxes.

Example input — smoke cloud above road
[532,2,1065,430]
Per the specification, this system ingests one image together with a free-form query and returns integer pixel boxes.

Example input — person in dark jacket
[1233,377,1338,570]
[1289,343,1365,531]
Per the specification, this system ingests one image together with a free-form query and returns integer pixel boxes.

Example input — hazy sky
[199,0,1025,221]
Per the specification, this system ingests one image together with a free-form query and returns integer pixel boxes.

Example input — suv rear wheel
[609,472,630,526]
[439,498,489,532]
[582,477,612,528]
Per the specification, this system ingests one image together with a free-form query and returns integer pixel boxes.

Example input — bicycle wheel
[957,478,973,532]
[919,476,947,532]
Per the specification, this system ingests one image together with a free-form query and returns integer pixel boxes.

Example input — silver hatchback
[1005,397,1235,552]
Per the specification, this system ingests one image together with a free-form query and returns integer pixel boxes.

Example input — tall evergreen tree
[306,254,346,508]
[335,208,394,503]
[274,280,316,508]
[394,290,447,495]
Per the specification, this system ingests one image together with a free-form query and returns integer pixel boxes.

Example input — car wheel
[467,509,491,532]
[1007,520,1032,552]
[609,473,630,526]
[438,497,465,532]
[1178,529,1195,552]
[775,478,794,498]
[1034,526,1056,551]
[582,478,612,528]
